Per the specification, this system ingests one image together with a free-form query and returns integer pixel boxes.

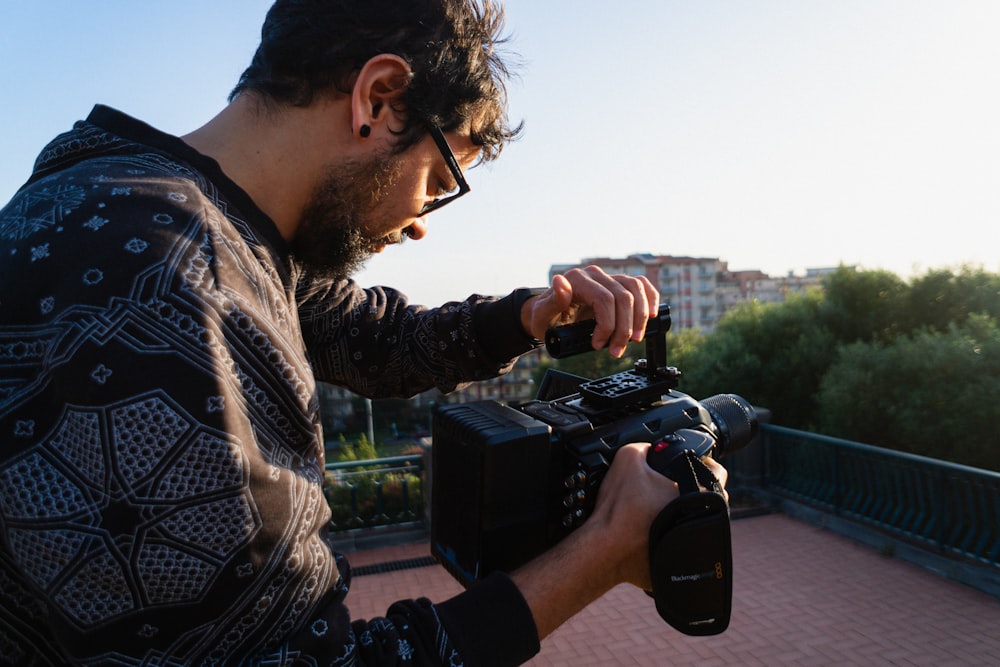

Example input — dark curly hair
[230,0,521,161]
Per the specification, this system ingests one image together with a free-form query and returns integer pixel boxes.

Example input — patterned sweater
[0,106,539,666]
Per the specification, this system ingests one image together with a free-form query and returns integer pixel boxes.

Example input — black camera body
[430,305,758,634]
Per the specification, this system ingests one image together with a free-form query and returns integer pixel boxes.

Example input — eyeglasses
[418,125,471,216]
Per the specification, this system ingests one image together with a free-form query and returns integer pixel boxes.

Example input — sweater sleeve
[276,563,540,667]
[433,572,541,666]
[295,276,541,399]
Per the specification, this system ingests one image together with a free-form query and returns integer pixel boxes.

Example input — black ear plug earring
[359,124,371,138]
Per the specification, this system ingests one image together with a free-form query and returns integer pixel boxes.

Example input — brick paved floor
[343,514,1000,666]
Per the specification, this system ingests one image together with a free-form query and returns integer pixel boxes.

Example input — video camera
[430,304,758,635]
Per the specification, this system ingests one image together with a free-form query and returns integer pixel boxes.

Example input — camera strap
[665,447,725,497]
[647,449,732,636]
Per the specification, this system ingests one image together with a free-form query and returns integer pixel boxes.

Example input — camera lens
[700,394,758,459]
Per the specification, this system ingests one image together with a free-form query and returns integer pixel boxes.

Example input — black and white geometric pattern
[0,394,259,628]
[0,106,533,665]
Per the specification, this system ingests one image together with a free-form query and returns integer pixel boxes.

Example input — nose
[404,218,427,240]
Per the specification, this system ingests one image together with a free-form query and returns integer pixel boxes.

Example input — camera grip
[647,491,732,635]
[645,442,731,635]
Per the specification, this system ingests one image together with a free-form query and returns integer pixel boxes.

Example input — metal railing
[745,424,1000,567]
[324,454,425,532]
[322,426,1000,573]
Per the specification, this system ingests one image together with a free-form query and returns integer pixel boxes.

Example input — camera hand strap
[666,447,725,497]
[647,449,732,636]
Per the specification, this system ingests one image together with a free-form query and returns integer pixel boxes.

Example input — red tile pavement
[342,513,1000,666]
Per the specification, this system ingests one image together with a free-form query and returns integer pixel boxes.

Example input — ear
[351,54,412,139]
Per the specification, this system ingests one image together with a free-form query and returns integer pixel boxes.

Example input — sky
[2,1,998,306]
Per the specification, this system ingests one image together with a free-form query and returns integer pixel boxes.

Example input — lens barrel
[700,394,759,459]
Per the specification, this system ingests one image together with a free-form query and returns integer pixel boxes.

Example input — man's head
[228,0,520,278]
[231,0,519,161]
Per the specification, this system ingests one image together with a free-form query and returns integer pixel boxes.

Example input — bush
[324,469,424,530]
[815,314,1000,470]
[680,292,838,429]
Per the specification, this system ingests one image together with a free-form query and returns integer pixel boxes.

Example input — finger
[555,268,658,357]
[572,267,632,355]
[595,273,660,352]
[549,273,573,307]
[702,456,728,486]
[551,267,615,347]
[615,275,658,342]
[610,443,679,511]
[540,274,574,324]
[607,287,636,357]
[701,457,730,500]
[631,276,660,342]
[521,276,570,339]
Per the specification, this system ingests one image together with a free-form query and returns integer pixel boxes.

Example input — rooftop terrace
[342,513,1000,666]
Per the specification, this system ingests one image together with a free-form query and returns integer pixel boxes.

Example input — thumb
[545,274,574,312]
[525,275,574,340]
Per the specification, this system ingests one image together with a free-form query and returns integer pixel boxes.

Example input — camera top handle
[544,304,681,410]
[642,302,671,372]
[544,303,671,366]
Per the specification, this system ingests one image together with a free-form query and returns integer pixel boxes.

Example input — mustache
[374,230,407,248]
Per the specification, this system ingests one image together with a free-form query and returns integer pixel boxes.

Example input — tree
[680,291,837,430]
[815,314,1000,470]
[818,266,907,344]
[898,265,1000,335]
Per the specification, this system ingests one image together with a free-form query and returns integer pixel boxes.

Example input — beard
[289,152,405,280]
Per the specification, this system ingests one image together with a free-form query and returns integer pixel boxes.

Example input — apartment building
[551,254,832,333]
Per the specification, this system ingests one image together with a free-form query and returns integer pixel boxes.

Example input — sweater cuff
[474,288,545,362]
[435,571,540,667]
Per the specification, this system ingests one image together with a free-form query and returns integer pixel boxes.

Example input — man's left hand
[520,266,660,358]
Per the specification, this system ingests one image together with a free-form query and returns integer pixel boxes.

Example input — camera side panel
[431,401,554,586]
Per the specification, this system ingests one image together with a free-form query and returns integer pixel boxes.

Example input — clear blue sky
[2,1,998,306]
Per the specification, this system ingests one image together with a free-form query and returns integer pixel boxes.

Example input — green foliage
[675,265,1000,470]
[898,266,1000,334]
[815,314,1000,470]
[680,292,837,429]
[818,266,907,343]
[336,433,378,467]
[324,433,425,529]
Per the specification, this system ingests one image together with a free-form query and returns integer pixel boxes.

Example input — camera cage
[430,304,756,633]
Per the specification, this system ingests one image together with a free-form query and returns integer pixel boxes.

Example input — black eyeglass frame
[419,125,471,216]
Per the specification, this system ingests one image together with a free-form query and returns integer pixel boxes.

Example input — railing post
[348,483,364,528]
[373,481,391,525]
[933,466,947,554]
[325,454,426,535]
[398,477,416,521]
[834,442,843,515]
[759,425,770,491]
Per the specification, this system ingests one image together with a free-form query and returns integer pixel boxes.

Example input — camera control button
[654,434,683,452]
[562,490,586,508]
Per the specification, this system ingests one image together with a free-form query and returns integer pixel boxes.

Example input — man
[0,0,726,664]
